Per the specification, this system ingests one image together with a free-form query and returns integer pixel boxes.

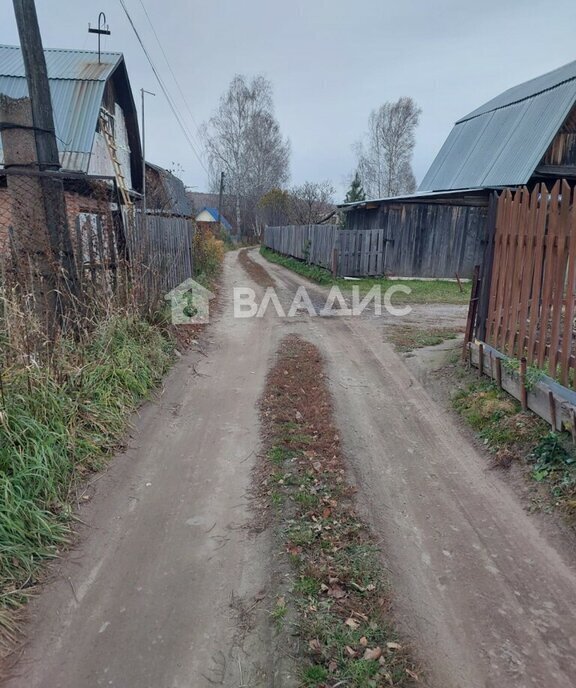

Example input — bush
[193,226,225,282]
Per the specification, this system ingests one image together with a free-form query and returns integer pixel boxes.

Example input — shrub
[193,226,225,282]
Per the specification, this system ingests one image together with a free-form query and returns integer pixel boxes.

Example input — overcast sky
[3,0,576,198]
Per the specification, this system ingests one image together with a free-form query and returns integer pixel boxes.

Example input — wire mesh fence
[0,168,195,368]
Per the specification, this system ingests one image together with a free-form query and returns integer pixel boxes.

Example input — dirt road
[6,250,576,688]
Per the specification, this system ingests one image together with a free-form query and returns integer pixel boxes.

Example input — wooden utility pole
[12,0,60,172]
[12,0,79,326]
[217,171,225,235]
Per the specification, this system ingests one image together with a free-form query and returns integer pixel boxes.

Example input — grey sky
[3,0,576,199]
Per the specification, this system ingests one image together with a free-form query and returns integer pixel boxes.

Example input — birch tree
[202,75,290,236]
[355,97,421,198]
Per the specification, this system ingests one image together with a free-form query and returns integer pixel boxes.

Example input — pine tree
[344,171,366,203]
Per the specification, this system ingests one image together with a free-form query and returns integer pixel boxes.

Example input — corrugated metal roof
[0,45,122,171]
[146,162,193,217]
[419,60,576,192]
[0,44,121,81]
[337,187,494,209]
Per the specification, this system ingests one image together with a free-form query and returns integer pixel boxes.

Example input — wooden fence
[480,181,576,386]
[263,224,339,269]
[124,210,195,297]
[344,201,488,277]
[264,203,489,279]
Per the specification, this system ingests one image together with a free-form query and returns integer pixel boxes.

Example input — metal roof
[337,187,495,210]
[419,60,576,192]
[197,207,233,230]
[146,162,193,217]
[0,45,123,171]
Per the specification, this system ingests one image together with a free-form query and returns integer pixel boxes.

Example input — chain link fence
[0,168,195,367]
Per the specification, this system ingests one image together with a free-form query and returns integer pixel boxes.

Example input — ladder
[99,112,133,208]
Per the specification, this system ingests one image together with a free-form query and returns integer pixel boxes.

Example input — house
[0,44,142,255]
[195,206,232,233]
[188,191,238,233]
[340,59,576,277]
[146,162,193,217]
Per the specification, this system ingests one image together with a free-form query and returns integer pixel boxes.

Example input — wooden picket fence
[485,181,576,386]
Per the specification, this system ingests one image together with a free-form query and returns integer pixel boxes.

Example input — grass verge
[387,325,461,352]
[257,335,419,686]
[260,246,470,305]
[0,315,174,652]
[453,379,576,519]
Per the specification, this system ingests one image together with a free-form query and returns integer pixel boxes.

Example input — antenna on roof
[88,12,111,64]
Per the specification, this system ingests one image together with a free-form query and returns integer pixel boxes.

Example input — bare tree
[355,97,421,198]
[202,75,290,236]
[288,181,335,224]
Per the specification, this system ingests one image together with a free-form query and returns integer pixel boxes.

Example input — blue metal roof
[198,207,232,231]
[419,60,576,192]
[0,44,123,171]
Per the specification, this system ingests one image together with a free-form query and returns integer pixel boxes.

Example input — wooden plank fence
[263,225,386,277]
[264,209,488,279]
[264,224,339,269]
[483,181,576,386]
[124,209,195,298]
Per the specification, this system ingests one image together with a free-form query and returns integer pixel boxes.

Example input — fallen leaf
[359,636,368,647]
[308,638,322,653]
[363,646,382,661]
[328,659,338,673]
[345,645,357,657]
[322,507,331,519]
[386,642,402,650]
[344,617,359,630]
[405,668,419,681]
[328,585,346,599]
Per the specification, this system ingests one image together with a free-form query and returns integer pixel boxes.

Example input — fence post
[476,192,498,342]
[331,246,338,278]
[462,264,481,360]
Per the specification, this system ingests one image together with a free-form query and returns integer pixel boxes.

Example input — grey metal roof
[146,162,193,217]
[419,60,576,192]
[0,45,123,171]
[337,187,494,209]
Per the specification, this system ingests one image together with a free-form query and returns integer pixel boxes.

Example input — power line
[136,0,203,140]
[117,0,209,175]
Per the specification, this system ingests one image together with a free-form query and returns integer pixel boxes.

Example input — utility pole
[140,88,155,221]
[11,0,79,327]
[217,171,225,235]
[12,0,60,172]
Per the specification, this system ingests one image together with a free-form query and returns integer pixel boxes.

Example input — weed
[268,445,293,465]
[271,598,288,629]
[501,357,544,391]
[302,665,329,686]
[294,576,321,597]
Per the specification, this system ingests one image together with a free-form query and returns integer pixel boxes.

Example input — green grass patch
[0,315,173,617]
[260,245,470,305]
